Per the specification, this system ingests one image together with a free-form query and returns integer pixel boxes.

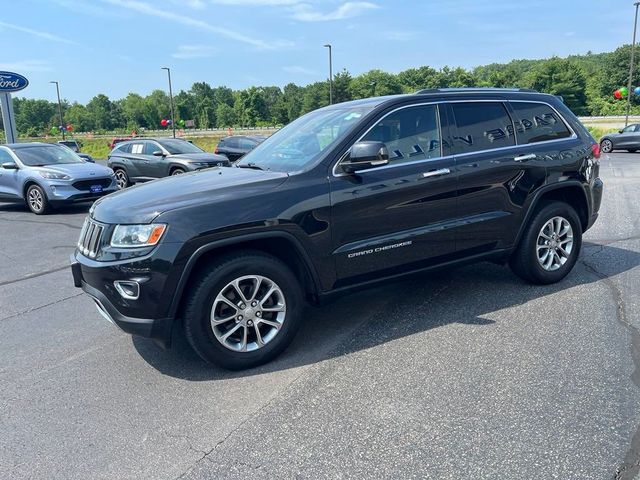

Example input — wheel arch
[169,232,321,320]
[515,182,590,246]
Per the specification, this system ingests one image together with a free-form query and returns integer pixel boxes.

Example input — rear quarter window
[510,102,572,144]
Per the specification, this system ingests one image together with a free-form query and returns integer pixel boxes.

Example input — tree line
[8,44,640,137]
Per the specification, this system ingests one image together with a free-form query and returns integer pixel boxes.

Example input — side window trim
[507,99,577,141]
[332,101,444,177]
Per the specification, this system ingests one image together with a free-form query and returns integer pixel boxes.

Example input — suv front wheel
[183,251,304,370]
[510,201,582,284]
[114,169,129,189]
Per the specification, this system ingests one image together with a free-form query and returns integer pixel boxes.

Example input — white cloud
[0,60,52,73]
[172,45,218,59]
[291,2,378,21]
[0,20,78,45]
[283,65,317,75]
[383,31,419,41]
[102,0,289,49]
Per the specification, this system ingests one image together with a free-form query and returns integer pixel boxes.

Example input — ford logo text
[0,72,29,93]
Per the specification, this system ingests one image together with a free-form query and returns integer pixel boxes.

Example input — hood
[34,162,112,179]
[170,152,229,164]
[91,166,288,224]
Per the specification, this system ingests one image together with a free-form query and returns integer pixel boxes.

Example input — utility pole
[162,67,176,138]
[625,1,640,126]
[50,81,65,140]
[324,44,333,105]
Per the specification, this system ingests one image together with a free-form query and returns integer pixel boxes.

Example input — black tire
[171,168,185,176]
[25,184,50,215]
[509,201,582,285]
[600,139,613,154]
[183,251,304,370]
[114,168,129,189]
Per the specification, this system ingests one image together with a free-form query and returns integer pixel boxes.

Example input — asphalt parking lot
[1,152,639,480]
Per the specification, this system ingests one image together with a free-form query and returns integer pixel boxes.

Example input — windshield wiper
[236,162,266,171]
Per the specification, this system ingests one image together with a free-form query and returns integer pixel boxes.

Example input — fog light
[114,280,140,300]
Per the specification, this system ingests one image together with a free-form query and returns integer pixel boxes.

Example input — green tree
[14,98,56,135]
[120,93,146,130]
[143,90,170,128]
[215,103,236,127]
[524,58,588,115]
[333,69,353,103]
[350,70,403,98]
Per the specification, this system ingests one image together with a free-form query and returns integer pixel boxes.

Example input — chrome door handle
[422,168,451,178]
[514,153,536,162]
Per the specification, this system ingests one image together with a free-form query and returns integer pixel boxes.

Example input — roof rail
[415,87,537,94]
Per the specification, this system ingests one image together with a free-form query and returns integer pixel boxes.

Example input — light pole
[626,1,640,127]
[161,67,176,138]
[50,81,65,140]
[324,44,333,105]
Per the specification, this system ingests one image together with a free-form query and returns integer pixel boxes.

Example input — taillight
[214,146,219,154]
[591,143,601,159]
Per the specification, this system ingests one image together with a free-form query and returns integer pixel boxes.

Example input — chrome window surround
[331,99,577,177]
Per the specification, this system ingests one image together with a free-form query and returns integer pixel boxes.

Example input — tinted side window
[0,148,14,163]
[143,142,160,155]
[239,138,256,149]
[451,102,515,154]
[362,105,441,164]
[114,143,131,154]
[622,124,636,133]
[130,143,145,154]
[226,138,239,148]
[510,102,572,144]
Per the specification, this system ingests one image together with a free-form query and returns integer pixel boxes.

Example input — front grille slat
[78,218,104,259]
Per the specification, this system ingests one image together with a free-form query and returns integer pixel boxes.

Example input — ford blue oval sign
[0,71,29,93]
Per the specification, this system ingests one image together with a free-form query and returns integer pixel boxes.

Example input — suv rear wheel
[183,251,304,370]
[600,139,613,153]
[114,168,129,189]
[509,201,582,284]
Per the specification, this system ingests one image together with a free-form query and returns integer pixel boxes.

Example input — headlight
[39,171,70,180]
[110,224,166,248]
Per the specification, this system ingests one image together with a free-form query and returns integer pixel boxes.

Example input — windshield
[236,104,375,172]
[14,145,84,166]
[160,139,204,155]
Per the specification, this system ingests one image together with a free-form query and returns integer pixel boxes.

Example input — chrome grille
[77,218,104,258]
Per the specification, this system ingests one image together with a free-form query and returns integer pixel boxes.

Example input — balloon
[66,124,74,132]
[59,125,65,131]
[614,90,622,99]
[50,127,58,136]
[621,87,629,97]
[634,87,640,95]
[160,119,168,126]
[178,119,185,127]
[167,119,172,125]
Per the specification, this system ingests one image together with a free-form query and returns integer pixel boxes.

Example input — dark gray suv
[107,137,229,188]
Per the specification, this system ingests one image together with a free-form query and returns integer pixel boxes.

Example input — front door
[330,103,458,284]
[616,124,640,149]
[0,148,20,200]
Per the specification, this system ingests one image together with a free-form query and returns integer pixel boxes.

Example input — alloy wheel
[210,275,286,352]
[536,216,574,272]
[115,170,127,189]
[601,139,613,153]
[28,187,44,212]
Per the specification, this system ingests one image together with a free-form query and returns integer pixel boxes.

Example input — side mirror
[341,141,389,174]
[619,129,624,134]
[152,150,165,157]
[2,162,18,170]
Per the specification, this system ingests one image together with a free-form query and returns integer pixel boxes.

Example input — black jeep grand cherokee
[71,88,603,370]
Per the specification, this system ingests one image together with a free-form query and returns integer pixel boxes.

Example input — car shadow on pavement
[132,242,640,381]
[0,202,90,215]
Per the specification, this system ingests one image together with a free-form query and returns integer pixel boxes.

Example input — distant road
[579,116,640,129]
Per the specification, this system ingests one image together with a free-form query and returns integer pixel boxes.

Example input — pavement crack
[0,264,71,287]
[580,256,640,480]
[0,216,82,230]
[0,292,83,323]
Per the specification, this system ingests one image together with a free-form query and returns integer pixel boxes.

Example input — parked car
[0,143,116,214]
[57,140,81,152]
[108,138,230,188]
[215,135,266,161]
[72,88,603,369]
[600,124,640,153]
[77,153,95,163]
[108,137,133,151]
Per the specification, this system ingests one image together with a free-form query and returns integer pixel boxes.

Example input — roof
[4,142,58,150]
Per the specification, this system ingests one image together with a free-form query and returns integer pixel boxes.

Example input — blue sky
[0,0,628,103]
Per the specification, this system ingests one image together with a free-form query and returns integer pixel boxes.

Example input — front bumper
[43,178,117,205]
[71,257,174,348]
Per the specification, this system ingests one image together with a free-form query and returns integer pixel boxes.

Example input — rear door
[0,147,20,200]
[124,141,147,181]
[450,100,547,253]
[615,124,640,149]
[141,140,168,178]
[223,137,243,161]
[330,103,458,283]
